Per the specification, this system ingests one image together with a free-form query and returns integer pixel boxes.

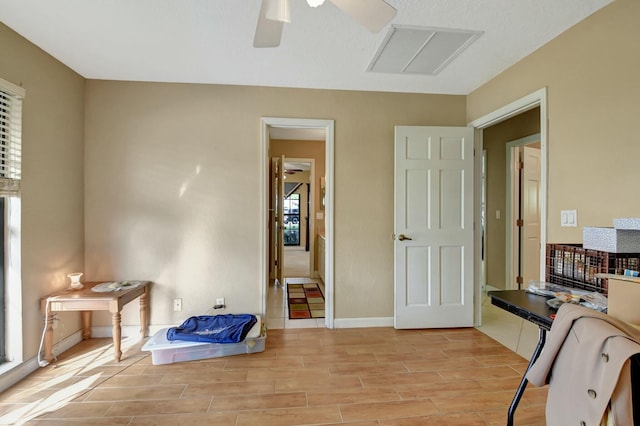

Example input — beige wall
[6,0,632,360]
[0,23,85,359]
[84,81,466,325]
[483,108,540,289]
[468,0,640,245]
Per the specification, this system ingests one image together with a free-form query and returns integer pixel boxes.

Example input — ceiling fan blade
[266,0,291,23]
[329,0,397,33]
[254,0,284,48]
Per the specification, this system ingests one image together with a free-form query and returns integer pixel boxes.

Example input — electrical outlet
[173,298,182,312]
[216,297,225,307]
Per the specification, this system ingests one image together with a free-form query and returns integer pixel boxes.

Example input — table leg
[507,327,547,426]
[43,310,55,362]
[139,286,149,338]
[112,312,122,362]
[81,311,92,340]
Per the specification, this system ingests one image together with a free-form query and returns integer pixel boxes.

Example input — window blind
[0,78,24,197]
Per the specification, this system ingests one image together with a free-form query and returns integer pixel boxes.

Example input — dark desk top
[488,290,555,330]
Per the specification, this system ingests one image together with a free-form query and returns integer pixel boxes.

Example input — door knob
[398,234,412,241]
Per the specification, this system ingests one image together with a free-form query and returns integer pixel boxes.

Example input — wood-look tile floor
[0,327,546,425]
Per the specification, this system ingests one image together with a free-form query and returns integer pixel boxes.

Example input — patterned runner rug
[287,283,325,319]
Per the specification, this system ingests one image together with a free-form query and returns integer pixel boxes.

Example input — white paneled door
[521,145,541,287]
[394,126,474,328]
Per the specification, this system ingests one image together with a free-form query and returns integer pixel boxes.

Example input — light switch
[495,210,501,220]
[561,210,577,227]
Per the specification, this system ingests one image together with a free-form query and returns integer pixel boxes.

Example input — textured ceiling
[0,0,612,95]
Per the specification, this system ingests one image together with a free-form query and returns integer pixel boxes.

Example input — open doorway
[260,118,335,329]
[477,134,542,293]
[506,134,542,290]
[282,159,313,278]
[470,88,548,325]
[481,109,541,293]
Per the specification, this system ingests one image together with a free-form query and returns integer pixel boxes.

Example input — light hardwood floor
[0,323,546,425]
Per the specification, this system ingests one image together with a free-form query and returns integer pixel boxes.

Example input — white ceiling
[0,0,612,95]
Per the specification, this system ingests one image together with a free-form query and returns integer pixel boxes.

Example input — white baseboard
[91,324,174,339]
[0,321,182,394]
[0,323,177,393]
[0,330,83,393]
[333,317,394,328]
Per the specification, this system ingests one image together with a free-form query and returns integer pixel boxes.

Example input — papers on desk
[92,281,143,292]
[526,281,608,312]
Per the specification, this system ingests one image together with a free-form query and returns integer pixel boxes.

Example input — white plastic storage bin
[142,328,266,365]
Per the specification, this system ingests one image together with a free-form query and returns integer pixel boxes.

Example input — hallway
[267,277,326,330]
[282,246,310,278]
[268,240,328,329]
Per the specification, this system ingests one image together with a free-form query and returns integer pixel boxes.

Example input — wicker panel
[545,244,640,295]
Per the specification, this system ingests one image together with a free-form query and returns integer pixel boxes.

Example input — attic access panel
[367,25,483,76]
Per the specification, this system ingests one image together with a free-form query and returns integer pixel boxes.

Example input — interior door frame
[260,117,335,328]
[468,88,548,326]
[270,157,277,280]
[277,155,285,287]
[505,133,541,290]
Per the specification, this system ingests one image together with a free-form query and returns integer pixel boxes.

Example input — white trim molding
[468,87,548,326]
[333,317,394,328]
[260,117,335,328]
[0,330,82,393]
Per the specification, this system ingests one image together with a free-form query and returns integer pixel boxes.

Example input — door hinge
[516,219,523,227]
[516,276,523,284]
[518,160,524,170]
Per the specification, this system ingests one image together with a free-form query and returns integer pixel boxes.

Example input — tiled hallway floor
[267,277,326,330]
[476,287,540,361]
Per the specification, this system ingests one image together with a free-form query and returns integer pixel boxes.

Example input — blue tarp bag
[166,314,257,344]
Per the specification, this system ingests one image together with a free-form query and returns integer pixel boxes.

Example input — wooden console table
[40,281,150,362]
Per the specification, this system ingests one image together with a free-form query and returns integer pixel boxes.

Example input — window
[0,77,23,366]
[0,83,22,194]
[0,197,4,361]
[283,193,300,246]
